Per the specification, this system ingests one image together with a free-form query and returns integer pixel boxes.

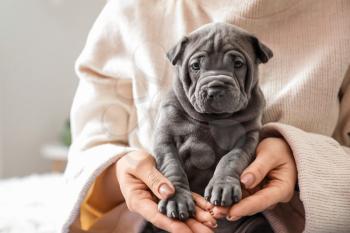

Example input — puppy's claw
[171,211,177,219]
[179,213,186,220]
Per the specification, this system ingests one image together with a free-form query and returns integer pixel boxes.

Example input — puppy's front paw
[158,188,195,220]
[204,176,242,207]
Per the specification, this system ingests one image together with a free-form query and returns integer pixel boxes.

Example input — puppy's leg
[153,104,195,220]
[204,131,259,206]
[155,142,195,220]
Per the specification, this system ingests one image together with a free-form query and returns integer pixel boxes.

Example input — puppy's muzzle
[207,80,227,100]
[198,74,236,94]
[192,74,242,114]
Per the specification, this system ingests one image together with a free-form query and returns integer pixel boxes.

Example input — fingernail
[226,215,240,221]
[159,184,172,198]
[205,221,218,229]
[210,222,218,228]
[241,173,255,188]
[206,206,213,211]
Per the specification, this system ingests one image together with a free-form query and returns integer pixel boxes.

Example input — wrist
[85,162,124,213]
[258,137,293,157]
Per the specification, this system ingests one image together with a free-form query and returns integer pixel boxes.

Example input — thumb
[136,165,175,200]
[240,153,277,189]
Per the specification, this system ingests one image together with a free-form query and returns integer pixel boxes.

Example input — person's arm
[62,1,138,231]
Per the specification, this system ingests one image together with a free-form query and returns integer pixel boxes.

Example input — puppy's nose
[207,88,225,100]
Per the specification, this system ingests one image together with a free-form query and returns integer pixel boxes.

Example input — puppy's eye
[234,60,244,68]
[191,62,201,70]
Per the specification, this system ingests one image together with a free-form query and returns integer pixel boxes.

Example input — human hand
[210,137,297,221]
[116,150,217,233]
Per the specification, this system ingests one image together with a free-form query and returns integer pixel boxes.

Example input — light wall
[0,0,105,178]
[0,84,3,177]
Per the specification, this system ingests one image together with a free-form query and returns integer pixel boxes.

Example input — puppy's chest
[172,120,246,193]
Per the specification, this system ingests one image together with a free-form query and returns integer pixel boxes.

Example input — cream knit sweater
[60,0,350,233]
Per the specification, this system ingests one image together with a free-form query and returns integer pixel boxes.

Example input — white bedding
[0,173,65,233]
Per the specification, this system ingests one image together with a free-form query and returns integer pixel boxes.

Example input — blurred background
[0,0,105,178]
[0,1,105,232]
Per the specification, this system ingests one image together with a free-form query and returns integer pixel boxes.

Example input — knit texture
[60,0,350,232]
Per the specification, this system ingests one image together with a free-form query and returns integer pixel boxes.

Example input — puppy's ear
[166,36,189,65]
[250,36,273,64]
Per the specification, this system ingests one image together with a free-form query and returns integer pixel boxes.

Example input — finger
[186,218,214,233]
[210,206,229,219]
[192,193,214,211]
[240,152,279,189]
[194,206,217,228]
[137,198,193,233]
[134,164,175,200]
[227,185,282,220]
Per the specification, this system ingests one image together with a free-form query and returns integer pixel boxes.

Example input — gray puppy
[151,22,272,232]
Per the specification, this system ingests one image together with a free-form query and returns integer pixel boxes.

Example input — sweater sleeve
[261,67,350,233]
[59,1,139,232]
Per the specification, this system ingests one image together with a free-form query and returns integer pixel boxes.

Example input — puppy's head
[167,23,272,114]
